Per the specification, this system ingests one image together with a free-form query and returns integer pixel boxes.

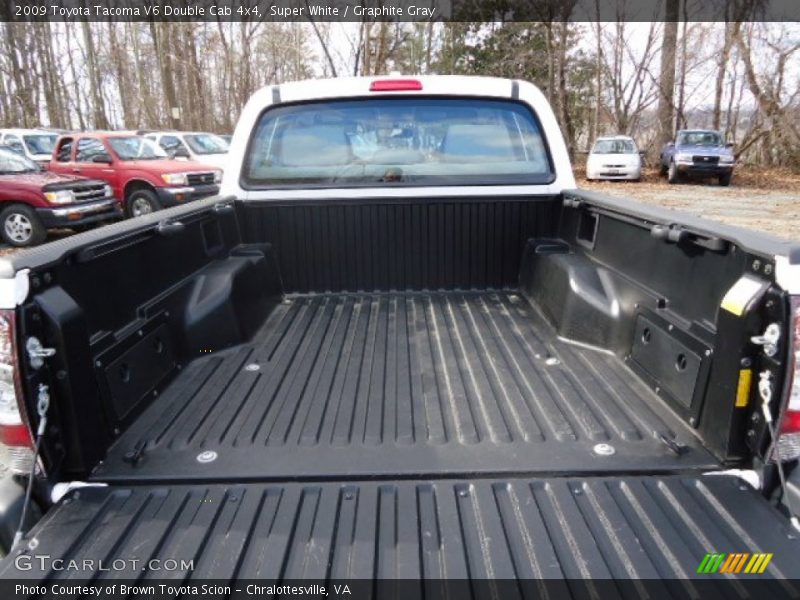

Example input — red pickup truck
[0,145,120,246]
[48,132,222,217]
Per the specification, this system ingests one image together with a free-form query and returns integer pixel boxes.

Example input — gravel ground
[579,167,800,241]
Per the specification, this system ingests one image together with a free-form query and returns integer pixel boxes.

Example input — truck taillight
[776,297,800,460]
[0,311,34,474]
[369,79,423,92]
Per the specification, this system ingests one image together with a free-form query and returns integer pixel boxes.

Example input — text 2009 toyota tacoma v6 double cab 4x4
[0,77,798,594]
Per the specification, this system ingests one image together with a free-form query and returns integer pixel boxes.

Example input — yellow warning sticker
[736,369,752,407]
[721,276,765,317]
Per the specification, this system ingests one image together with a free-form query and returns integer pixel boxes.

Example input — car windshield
[592,139,636,154]
[244,98,553,187]
[678,131,722,146]
[184,134,229,155]
[0,147,40,174]
[107,136,168,160]
[23,134,57,155]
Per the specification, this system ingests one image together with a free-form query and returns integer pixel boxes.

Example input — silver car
[586,135,642,181]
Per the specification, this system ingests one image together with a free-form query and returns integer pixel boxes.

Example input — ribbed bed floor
[94,291,716,482]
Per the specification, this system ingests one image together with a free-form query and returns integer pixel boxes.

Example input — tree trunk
[65,29,86,130]
[712,22,734,131]
[81,19,109,129]
[591,14,602,146]
[36,23,61,127]
[556,22,575,158]
[656,1,679,147]
[675,18,689,131]
[108,22,134,128]
[183,24,206,130]
[5,24,35,126]
[149,21,181,128]
[543,22,555,103]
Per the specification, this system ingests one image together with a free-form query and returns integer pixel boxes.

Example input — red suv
[49,133,221,217]
[0,145,120,247]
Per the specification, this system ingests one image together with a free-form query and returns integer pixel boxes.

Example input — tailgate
[2,476,799,594]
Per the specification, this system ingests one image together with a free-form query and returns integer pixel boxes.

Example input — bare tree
[733,22,800,165]
[599,20,660,135]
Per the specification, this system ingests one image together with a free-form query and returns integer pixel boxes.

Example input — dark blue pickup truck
[661,129,736,186]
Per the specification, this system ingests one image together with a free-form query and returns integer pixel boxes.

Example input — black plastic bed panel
[93,291,716,483]
[2,476,799,589]
[237,198,560,292]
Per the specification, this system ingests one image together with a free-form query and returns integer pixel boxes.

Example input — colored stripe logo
[697,552,773,574]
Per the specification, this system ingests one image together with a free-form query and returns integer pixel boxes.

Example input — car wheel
[718,172,732,187]
[127,188,161,218]
[0,205,47,247]
[667,161,680,184]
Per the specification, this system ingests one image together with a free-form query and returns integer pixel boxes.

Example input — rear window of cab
[242,97,554,188]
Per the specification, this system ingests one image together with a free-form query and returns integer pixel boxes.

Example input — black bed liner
[93,291,716,483]
[3,475,799,586]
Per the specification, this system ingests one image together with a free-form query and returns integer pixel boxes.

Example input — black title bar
[2,0,799,22]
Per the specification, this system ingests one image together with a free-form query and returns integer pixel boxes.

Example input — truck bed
[5,475,800,584]
[94,290,716,483]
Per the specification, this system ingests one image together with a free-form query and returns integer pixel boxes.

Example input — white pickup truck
[0,76,798,593]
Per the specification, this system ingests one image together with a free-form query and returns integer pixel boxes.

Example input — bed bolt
[43,273,52,284]
[593,443,616,456]
[95,360,102,368]
[764,264,773,275]
[245,363,260,372]
[138,330,144,337]
[752,259,761,271]
[689,417,696,426]
[741,357,752,368]
[197,450,218,463]
[459,489,469,497]
[344,492,354,500]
